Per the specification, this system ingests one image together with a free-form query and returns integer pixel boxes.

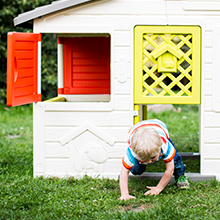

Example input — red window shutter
[62,36,110,95]
[7,32,41,107]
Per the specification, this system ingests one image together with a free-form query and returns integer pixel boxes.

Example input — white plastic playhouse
[6,0,220,180]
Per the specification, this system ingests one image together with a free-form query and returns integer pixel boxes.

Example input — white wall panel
[114,47,131,61]
[205,31,213,47]
[66,0,166,15]
[45,142,127,159]
[204,48,212,63]
[106,143,127,158]
[33,103,46,175]
[204,112,220,127]
[45,143,69,158]
[204,96,212,111]
[114,95,130,110]
[45,111,130,126]
[114,78,131,95]
[44,101,115,111]
[212,26,220,112]
[203,160,220,175]
[204,128,220,143]
[204,63,212,80]
[45,126,129,143]
[204,79,212,95]
[45,127,76,142]
[204,144,220,159]
[42,15,131,31]
[183,2,220,14]
[45,159,71,175]
[115,30,131,46]
[166,1,185,15]
[44,158,122,179]
[204,17,220,31]
[103,159,122,173]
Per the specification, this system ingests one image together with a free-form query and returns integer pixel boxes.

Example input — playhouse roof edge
[14,0,94,27]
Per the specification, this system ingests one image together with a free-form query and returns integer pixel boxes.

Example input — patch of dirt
[7,134,21,139]
[120,204,152,212]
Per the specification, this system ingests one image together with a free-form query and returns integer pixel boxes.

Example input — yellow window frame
[134,25,201,104]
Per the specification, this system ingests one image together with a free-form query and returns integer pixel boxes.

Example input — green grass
[146,104,200,173]
[148,104,199,152]
[0,105,33,177]
[0,104,219,219]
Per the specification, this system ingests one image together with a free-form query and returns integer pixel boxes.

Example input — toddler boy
[119,119,189,200]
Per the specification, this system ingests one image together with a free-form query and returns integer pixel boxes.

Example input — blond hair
[131,126,162,162]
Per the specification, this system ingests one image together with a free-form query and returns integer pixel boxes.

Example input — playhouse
[6,0,220,180]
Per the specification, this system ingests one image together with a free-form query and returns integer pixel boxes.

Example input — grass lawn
[147,104,200,173]
[0,104,219,219]
[148,104,199,152]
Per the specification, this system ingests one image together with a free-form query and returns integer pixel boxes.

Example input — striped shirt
[122,119,176,170]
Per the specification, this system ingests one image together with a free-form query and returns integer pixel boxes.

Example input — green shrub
[0,0,57,104]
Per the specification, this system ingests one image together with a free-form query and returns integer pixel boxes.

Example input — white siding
[32,0,220,179]
[33,103,46,177]
[54,0,166,15]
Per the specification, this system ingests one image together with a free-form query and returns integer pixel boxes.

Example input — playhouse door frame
[132,20,203,174]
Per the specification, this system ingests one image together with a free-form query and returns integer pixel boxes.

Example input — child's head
[131,126,162,162]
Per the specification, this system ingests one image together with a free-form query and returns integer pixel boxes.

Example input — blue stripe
[162,140,173,160]
[126,147,138,165]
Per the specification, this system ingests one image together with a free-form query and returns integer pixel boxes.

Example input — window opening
[58,34,111,102]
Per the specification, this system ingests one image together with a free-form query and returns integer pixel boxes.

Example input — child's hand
[144,186,161,196]
[119,194,136,200]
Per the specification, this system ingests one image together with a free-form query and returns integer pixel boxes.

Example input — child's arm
[144,160,174,196]
[119,166,136,200]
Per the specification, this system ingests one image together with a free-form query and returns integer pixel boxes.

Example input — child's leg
[168,138,185,179]
[173,152,190,188]
[173,151,185,179]
[130,163,147,175]
[169,138,189,188]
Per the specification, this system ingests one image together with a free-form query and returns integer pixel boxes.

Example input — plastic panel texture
[7,32,41,107]
[61,36,111,95]
[134,26,201,104]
